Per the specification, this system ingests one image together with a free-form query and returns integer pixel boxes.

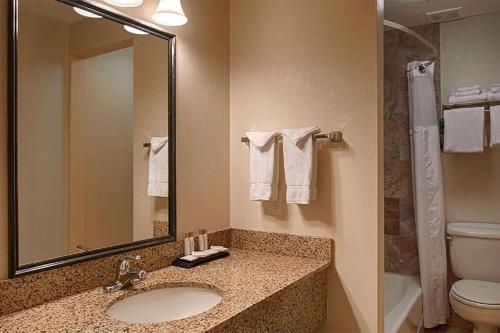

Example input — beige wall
[17,7,69,264]
[229,1,383,332]
[441,11,500,103]
[440,11,500,224]
[0,0,230,278]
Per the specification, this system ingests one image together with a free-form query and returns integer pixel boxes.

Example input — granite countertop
[0,249,330,333]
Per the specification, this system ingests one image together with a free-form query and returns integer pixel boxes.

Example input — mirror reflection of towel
[148,137,168,197]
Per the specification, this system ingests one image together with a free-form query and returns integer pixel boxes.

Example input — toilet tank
[447,222,500,283]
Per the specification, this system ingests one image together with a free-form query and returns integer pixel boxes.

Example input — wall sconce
[104,0,143,7]
[152,0,188,26]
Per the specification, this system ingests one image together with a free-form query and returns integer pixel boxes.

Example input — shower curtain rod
[384,19,438,72]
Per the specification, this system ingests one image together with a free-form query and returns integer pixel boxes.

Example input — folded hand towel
[487,91,500,101]
[491,86,500,93]
[148,137,168,197]
[448,93,487,105]
[281,126,321,204]
[457,84,481,92]
[453,89,481,97]
[246,131,279,201]
[444,107,484,153]
[492,83,500,88]
[490,106,500,147]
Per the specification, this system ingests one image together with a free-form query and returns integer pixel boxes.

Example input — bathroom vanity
[0,231,331,333]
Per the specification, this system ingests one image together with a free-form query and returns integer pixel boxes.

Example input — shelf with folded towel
[439,101,500,152]
[442,100,500,112]
[240,131,343,143]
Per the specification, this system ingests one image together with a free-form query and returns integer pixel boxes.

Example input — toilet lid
[451,280,500,309]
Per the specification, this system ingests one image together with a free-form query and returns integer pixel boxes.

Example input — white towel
[148,137,168,197]
[246,131,279,201]
[492,83,500,88]
[444,108,485,153]
[491,86,500,93]
[487,91,500,101]
[452,89,481,97]
[281,126,321,204]
[448,93,487,105]
[457,84,481,92]
[490,106,500,147]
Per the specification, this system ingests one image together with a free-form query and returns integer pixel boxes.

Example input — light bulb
[104,0,143,7]
[123,25,148,35]
[73,7,102,18]
[152,0,188,26]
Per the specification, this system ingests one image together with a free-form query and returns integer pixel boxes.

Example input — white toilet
[447,222,500,333]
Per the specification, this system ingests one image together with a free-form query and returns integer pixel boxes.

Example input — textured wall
[229,1,384,332]
[440,12,500,225]
[383,24,441,275]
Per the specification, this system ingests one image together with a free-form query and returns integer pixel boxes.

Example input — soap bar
[180,255,198,262]
[192,251,209,257]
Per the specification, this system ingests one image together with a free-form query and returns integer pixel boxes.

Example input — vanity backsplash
[0,229,332,316]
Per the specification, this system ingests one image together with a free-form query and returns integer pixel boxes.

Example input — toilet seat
[451,280,500,310]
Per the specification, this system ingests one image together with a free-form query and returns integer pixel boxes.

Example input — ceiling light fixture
[73,7,102,18]
[123,25,149,35]
[104,0,143,7]
[152,0,188,26]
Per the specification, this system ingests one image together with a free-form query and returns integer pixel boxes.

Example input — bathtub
[385,273,423,333]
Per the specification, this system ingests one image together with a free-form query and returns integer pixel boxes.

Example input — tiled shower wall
[384,24,441,275]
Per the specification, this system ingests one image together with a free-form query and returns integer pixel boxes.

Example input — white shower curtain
[407,61,448,328]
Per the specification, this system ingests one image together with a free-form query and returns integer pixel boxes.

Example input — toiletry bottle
[184,232,192,256]
[198,230,205,251]
[201,229,208,250]
[188,232,195,252]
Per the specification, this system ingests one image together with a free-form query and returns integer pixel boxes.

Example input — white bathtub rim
[385,272,423,333]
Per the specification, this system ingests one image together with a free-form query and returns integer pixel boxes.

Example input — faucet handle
[130,270,147,287]
[116,255,141,277]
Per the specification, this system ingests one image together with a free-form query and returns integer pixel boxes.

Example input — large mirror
[8,0,176,277]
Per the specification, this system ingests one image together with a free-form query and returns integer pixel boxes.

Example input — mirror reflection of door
[17,0,169,265]
[69,47,134,253]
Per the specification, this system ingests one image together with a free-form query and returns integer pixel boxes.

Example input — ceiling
[385,0,500,27]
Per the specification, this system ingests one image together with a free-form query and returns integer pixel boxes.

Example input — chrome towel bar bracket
[240,131,343,144]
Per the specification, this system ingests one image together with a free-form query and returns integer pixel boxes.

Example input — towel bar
[240,131,343,143]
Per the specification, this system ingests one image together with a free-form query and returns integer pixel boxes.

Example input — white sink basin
[106,286,222,323]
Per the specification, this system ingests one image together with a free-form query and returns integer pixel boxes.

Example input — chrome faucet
[103,255,147,292]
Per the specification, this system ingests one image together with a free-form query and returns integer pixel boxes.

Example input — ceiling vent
[426,7,463,23]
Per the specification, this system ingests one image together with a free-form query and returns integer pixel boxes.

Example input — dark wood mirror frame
[7,0,177,278]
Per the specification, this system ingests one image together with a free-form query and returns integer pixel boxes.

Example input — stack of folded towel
[487,83,500,101]
[448,85,487,105]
